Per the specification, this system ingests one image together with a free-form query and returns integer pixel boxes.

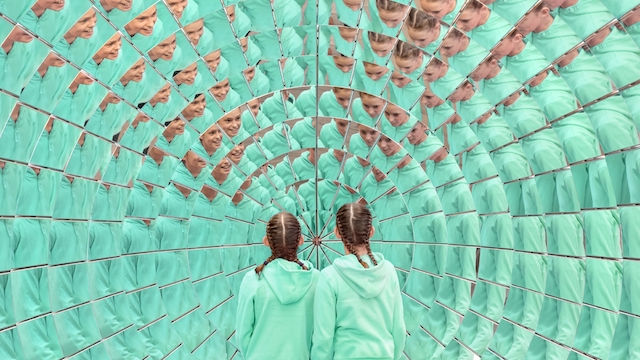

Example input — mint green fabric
[236,259,318,360]
[311,253,406,360]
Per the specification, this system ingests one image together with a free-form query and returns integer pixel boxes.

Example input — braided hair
[255,212,308,277]
[335,203,378,268]
[406,7,438,31]
[393,41,423,60]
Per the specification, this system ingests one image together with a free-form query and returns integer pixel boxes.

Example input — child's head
[376,0,408,28]
[406,121,428,145]
[256,212,308,276]
[124,5,158,37]
[439,29,467,58]
[203,49,222,72]
[149,34,178,61]
[393,41,424,75]
[173,62,198,86]
[384,102,410,127]
[492,29,522,58]
[420,84,444,108]
[333,55,356,73]
[335,203,377,268]
[360,92,386,118]
[516,3,551,35]
[422,58,447,82]
[419,0,455,20]
[368,32,395,57]
[470,55,498,81]
[210,78,230,101]
[333,87,352,108]
[363,61,389,81]
[182,93,206,119]
[184,19,205,45]
[406,8,440,48]
[358,124,379,147]
[456,0,489,32]
[338,26,359,43]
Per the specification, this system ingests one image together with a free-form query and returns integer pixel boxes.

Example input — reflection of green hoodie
[236,259,319,360]
[312,252,406,360]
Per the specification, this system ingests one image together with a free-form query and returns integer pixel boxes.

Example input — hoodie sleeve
[391,269,407,360]
[311,272,337,360]
[236,272,257,357]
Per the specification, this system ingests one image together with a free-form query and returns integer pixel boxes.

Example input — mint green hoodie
[236,259,320,360]
[312,253,406,360]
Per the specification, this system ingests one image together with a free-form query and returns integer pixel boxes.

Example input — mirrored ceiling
[1,0,640,358]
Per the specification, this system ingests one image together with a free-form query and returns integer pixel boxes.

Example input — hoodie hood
[262,259,317,305]
[332,252,389,299]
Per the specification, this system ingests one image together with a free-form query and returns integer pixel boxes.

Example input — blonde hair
[406,7,439,30]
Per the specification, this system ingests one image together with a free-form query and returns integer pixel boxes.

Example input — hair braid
[256,212,308,277]
[336,203,376,268]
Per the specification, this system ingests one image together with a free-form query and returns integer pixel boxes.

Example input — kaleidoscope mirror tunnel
[1,0,640,358]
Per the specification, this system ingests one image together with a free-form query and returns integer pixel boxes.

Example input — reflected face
[390,72,411,88]
[406,123,427,144]
[422,62,444,82]
[372,166,385,182]
[384,104,409,127]
[456,8,483,32]
[184,19,205,45]
[174,63,198,85]
[74,72,94,85]
[167,0,188,18]
[419,0,453,19]
[421,88,443,108]
[248,99,261,117]
[439,37,463,58]
[218,109,242,137]
[204,50,222,72]
[210,79,231,101]
[149,35,178,61]
[67,9,97,39]
[243,67,256,83]
[395,56,421,75]
[239,38,249,52]
[408,27,439,48]
[363,62,388,81]
[153,84,172,104]
[378,9,405,28]
[125,5,158,36]
[338,27,358,42]
[215,158,232,175]
[122,59,145,82]
[370,39,394,57]
[37,0,65,11]
[335,119,349,136]
[103,92,121,105]
[378,136,400,156]
[517,9,547,35]
[361,95,385,118]
[96,34,122,60]
[166,118,185,135]
[470,59,496,81]
[333,56,355,73]
[226,5,236,23]
[184,151,207,169]
[44,52,66,67]
[183,94,206,118]
[334,89,351,109]
[358,125,379,147]
[228,143,245,164]
[493,36,519,58]
[202,126,223,150]
[8,27,34,43]
[102,0,133,11]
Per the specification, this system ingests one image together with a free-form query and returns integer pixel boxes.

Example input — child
[236,212,319,360]
[392,40,428,81]
[311,203,406,360]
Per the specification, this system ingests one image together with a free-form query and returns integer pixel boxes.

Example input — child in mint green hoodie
[236,212,319,360]
[312,203,406,360]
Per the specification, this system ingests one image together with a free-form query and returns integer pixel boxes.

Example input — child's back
[311,203,406,360]
[312,253,404,360]
[236,211,320,360]
[237,258,319,360]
